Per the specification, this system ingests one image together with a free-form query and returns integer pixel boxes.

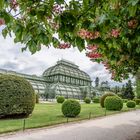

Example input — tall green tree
[115,86,120,94]
[95,77,99,87]
[0,0,140,80]
[121,85,125,94]
[122,80,135,99]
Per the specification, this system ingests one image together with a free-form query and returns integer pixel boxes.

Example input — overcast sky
[0,26,125,87]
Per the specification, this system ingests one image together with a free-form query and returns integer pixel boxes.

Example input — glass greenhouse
[0,60,94,99]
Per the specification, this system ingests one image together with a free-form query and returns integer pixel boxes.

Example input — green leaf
[52,37,60,48]
[83,0,90,8]
[75,37,85,51]
[136,47,140,53]
[3,12,11,24]
[0,0,4,9]
[27,40,37,54]
[128,5,137,17]
[2,28,8,38]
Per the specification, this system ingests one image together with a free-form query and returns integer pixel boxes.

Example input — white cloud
[0,32,124,87]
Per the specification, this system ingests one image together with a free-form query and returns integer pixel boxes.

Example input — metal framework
[0,60,94,99]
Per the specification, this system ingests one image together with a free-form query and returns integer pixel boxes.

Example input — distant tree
[121,85,125,93]
[122,80,135,99]
[100,81,110,91]
[115,86,120,94]
[95,77,99,87]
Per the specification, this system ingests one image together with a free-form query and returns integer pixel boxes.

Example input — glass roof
[43,60,91,81]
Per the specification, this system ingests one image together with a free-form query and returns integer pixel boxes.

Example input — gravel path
[1,110,140,140]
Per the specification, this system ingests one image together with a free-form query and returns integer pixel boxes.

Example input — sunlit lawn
[0,103,139,134]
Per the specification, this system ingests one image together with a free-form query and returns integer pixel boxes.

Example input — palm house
[0,60,94,99]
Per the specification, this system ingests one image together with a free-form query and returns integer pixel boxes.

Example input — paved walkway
[1,110,140,140]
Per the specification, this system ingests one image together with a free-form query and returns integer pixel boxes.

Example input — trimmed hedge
[0,74,35,118]
[133,99,140,105]
[84,97,91,104]
[62,99,81,117]
[104,96,123,111]
[93,97,100,103]
[126,100,136,108]
[100,92,115,108]
[57,96,65,103]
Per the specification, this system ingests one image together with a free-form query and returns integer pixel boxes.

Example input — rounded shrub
[126,100,136,108]
[100,92,115,108]
[57,96,65,103]
[0,74,35,118]
[104,96,123,111]
[84,97,91,104]
[93,97,100,103]
[62,99,81,117]
[133,99,140,105]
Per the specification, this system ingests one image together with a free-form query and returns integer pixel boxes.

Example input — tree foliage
[95,77,99,87]
[0,0,140,80]
[122,80,135,99]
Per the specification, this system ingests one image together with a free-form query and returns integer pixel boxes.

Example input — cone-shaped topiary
[126,100,136,108]
[62,99,81,117]
[104,96,123,111]
[100,92,115,108]
[0,74,35,118]
[57,96,65,103]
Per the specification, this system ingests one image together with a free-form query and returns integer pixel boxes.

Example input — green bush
[100,92,115,108]
[84,97,91,104]
[0,74,35,118]
[93,97,100,103]
[57,96,65,103]
[126,100,136,108]
[133,99,140,105]
[62,99,81,117]
[36,93,39,104]
[123,99,128,103]
[104,96,123,111]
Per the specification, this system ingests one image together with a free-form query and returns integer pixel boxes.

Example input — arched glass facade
[0,60,94,99]
[43,60,93,99]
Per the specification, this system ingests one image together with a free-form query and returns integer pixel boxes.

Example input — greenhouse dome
[43,60,93,99]
[43,60,91,85]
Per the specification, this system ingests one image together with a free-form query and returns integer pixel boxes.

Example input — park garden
[0,74,140,134]
[0,0,140,136]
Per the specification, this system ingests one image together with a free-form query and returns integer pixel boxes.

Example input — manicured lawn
[0,103,140,134]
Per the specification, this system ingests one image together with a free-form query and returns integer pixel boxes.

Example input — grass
[0,103,140,134]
